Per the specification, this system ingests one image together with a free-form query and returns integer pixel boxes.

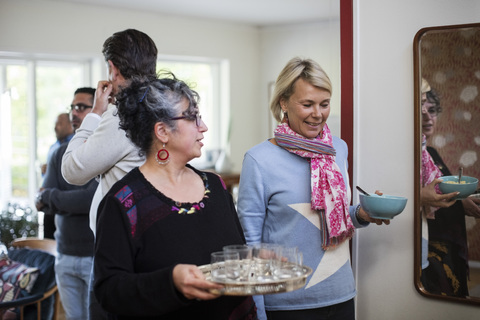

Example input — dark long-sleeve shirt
[94,166,255,319]
[41,142,97,256]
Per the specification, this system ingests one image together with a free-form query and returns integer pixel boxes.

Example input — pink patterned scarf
[274,122,354,249]
[421,134,443,218]
[421,135,442,187]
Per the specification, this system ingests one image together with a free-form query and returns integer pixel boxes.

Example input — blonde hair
[421,78,431,94]
[269,57,332,123]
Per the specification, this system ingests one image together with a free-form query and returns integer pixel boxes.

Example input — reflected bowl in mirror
[438,175,479,199]
[359,193,408,220]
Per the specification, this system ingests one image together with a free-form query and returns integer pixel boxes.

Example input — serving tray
[199,262,312,296]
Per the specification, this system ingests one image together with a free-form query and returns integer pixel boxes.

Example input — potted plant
[0,202,38,246]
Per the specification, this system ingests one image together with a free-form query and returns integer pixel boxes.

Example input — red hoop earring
[156,144,170,165]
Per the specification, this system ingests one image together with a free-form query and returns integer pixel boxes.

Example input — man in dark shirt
[35,87,97,320]
[41,112,74,239]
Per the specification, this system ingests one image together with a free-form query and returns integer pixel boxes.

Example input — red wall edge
[340,0,354,194]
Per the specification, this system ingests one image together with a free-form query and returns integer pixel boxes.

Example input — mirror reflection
[415,23,480,304]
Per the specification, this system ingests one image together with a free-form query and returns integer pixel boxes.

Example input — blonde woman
[237,57,387,320]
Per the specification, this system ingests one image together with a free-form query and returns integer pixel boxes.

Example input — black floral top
[94,165,256,319]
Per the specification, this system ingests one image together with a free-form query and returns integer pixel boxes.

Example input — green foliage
[0,202,38,246]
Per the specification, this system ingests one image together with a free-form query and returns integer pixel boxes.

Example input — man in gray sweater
[61,29,158,236]
[60,28,158,320]
[35,87,97,320]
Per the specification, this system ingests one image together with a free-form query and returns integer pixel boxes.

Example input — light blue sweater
[237,137,367,319]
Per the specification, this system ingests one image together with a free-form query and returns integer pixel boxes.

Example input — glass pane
[3,61,86,203]
[157,61,223,169]
[157,61,218,148]
[36,63,85,177]
[7,65,29,199]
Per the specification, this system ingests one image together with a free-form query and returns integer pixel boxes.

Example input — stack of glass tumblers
[210,243,304,283]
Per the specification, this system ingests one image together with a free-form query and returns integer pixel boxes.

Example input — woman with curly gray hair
[94,73,257,319]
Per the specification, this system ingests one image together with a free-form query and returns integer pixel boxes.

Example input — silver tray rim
[199,262,313,296]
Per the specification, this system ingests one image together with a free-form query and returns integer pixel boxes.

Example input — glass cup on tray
[272,246,304,279]
[210,251,240,282]
[222,244,253,282]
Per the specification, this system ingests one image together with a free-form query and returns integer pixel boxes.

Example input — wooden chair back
[11,237,57,257]
[7,237,60,320]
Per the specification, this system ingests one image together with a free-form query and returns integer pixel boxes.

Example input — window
[0,54,227,209]
[157,58,229,169]
[0,58,91,209]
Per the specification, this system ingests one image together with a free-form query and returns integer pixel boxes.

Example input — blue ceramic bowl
[438,175,478,199]
[359,193,408,220]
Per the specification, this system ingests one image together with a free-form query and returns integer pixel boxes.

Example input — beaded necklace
[171,172,211,215]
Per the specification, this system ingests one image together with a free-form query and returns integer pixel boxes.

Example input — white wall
[353,0,480,319]
[259,18,341,140]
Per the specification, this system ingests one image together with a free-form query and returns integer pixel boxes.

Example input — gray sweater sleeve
[62,106,128,185]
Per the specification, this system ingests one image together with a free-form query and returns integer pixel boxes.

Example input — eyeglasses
[170,112,202,127]
[69,104,93,113]
[422,105,442,117]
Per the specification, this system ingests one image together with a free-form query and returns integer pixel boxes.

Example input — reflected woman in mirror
[420,78,480,297]
[93,74,257,319]
[237,57,389,320]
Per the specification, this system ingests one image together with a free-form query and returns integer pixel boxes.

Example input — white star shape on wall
[289,203,350,289]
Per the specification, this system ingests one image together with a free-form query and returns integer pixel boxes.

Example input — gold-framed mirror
[414,22,480,305]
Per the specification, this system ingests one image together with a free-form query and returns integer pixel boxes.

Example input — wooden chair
[11,238,57,258]
[0,237,60,320]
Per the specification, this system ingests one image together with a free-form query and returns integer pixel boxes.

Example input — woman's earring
[281,111,288,123]
[156,144,170,165]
